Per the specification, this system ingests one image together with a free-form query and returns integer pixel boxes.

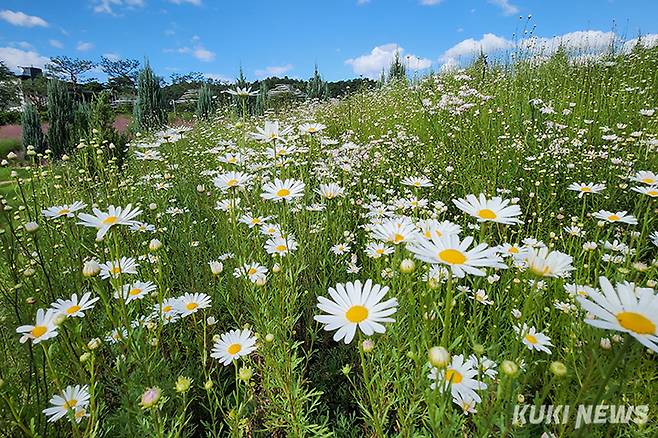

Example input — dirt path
[0,115,132,140]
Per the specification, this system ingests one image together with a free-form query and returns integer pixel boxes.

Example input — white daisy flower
[77,204,141,240]
[210,328,257,365]
[42,201,87,219]
[567,182,606,197]
[16,308,59,344]
[261,178,306,202]
[592,210,638,225]
[175,292,212,317]
[115,281,157,303]
[523,247,574,278]
[515,323,553,354]
[576,276,658,352]
[99,257,139,280]
[50,292,99,318]
[453,193,523,225]
[428,354,487,403]
[407,234,506,278]
[314,279,398,344]
[42,385,90,423]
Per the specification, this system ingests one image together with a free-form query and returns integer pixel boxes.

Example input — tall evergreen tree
[306,64,328,100]
[255,82,269,115]
[46,78,74,157]
[196,83,214,119]
[388,51,407,82]
[21,103,43,152]
[133,62,166,131]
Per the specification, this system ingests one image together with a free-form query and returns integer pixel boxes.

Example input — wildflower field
[2,47,658,437]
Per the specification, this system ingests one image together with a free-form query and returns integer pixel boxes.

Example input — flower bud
[83,260,101,277]
[265,333,274,342]
[24,222,39,233]
[175,376,192,393]
[149,239,162,251]
[361,339,375,353]
[549,361,567,377]
[238,367,253,382]
[501,360,519,376]
[139,387,161,409]
[428,346,450,368]
[87,338,101,350]
[208,261,223,275]
[400,258,415,273]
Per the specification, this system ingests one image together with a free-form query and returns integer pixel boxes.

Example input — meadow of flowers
[1,47,658,437]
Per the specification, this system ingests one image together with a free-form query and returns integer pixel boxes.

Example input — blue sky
[1,0,657,82]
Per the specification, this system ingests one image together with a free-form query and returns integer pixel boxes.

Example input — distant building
[267,84,304,99]
[17,66,43,80]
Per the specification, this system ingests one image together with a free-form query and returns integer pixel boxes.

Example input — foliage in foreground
[1,47,658,437]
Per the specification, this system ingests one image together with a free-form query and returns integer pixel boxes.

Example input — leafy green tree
[46,79,74,157]
[100,57,140,92]
[133,62,166,131]
[46,56,96,95]
[196,83,214,119]
[0,61,20,111]
[21,103,43,151]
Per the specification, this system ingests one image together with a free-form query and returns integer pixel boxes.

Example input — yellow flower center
[438,249,466,265]
[186,302,198,311]
[607,214,620,221]
[63,399,78,410]
[616,311,656,335]
[531,264,551,276]
[478,208,497,220]
[444,369,463,384]
[580,187,592,192]
[226,179,238,187]
[345,305,369,323]
[74,408,86,418]
[646,190,658,197]
[275,244,287,252]
[393,233,404,243]
[525,334,538,344]
[67,305,81,315]
[509,247,519,254]
[163,305,172,313]
[111,266,123,274]
[31,325,47,338]
[103,215,118,225]
[641,177,656,184]
[308,127,317,133]
[276,188,290,197]
[58,208,70,215]
[247,268,257,276]
[228,157,237,163]
[228,343,242,355]
[129,288,142,296]
[375,248,384,255]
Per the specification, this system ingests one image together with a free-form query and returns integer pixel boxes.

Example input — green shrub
[0,138,21,159]
[133,62,166,131]
[0,111,21,125]
[196,83,214,119]
[46,78,74,157]
[21,103,43,151]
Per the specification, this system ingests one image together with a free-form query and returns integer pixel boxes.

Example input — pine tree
[133,62,166,131]
[306,64,328,100]
[21,103,43,152]
[388,50,407,83]
[46,78,74,158]
[73,101,91,142]
[196,83,214,119]
[255,82,269,115]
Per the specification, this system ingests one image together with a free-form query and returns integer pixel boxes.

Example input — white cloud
[0,47,49,72]
[103,52,121,61]
[77,41,95,52]
[420,0,443,5]
[255,64,294,78]
[346,43,431,78]
[204,72,231,82]
[487,0,519,15]
[623,34,658,53]
[49,39,64,48]
[193,47,215,62]
[0,10,48,27]
[169,0,202,4]
[93,0,145,15]
[520,31,617,54]
[439,33,513,67]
